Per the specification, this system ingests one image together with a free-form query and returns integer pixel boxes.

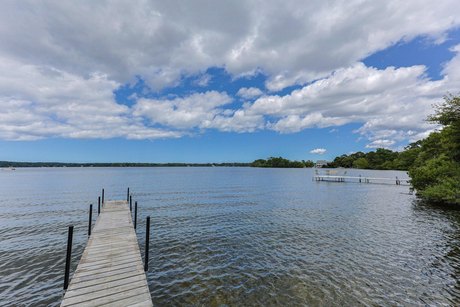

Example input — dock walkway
[61,200,152,307]
[314,175,410,185]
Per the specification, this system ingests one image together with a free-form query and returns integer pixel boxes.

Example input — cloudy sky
[1,0,460,162]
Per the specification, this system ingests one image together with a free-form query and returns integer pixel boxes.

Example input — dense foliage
[251,157,314,168]
[408,94,460,205]
[326,148,413,170]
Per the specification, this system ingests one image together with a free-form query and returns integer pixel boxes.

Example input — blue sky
[1,2,460,163]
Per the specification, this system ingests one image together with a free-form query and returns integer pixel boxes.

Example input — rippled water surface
[1,167,460,306]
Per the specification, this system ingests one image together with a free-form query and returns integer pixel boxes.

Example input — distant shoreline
[0,161,251,168]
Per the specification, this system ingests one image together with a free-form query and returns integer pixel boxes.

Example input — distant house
[315,160,329,168]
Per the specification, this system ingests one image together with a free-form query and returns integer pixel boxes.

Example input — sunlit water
[1,167,460,306]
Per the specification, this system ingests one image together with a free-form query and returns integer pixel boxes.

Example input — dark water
[1,167,460,306]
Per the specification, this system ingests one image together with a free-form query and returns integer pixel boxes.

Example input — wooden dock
[61,200,152,307]
[314,175,410,185]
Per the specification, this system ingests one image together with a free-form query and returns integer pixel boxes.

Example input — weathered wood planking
[61,200,152,307]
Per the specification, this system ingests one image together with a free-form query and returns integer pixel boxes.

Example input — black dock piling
[127,187,130,202]
[130,195,132,212]
[102,189,105,204]
[88,204,93,237]
[63,225,73,290]
[134,201,137,230]
[144,216,150,272]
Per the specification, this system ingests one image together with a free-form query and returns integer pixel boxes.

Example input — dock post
[144,216,150,271]
[98,196,101,209]
[98,198,100,215]
[102,188,105,204]
[134,201,138,229]
[130,195,132,212]
[88,204,93,237]
[127,187,130,202]
[63,225,73,290]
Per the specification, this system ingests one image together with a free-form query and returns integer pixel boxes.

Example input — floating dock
[61,199,152,307]
[314,175,410,185]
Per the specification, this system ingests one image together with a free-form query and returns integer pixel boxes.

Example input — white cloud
[201,109,265,132]
[269,113,349,133]
[366,139,396,149]
[1,1,459,90]
[310,148,327,155]
[240,48,460,147]
[0,1,460,143]
[236,87,263,99]
[133,91,232,129]
[0,57,181,140]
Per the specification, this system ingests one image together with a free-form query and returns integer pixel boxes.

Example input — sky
[1,1,460,163]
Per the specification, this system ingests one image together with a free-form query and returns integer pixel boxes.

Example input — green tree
[250,159,267,167]
[409,94,460,205]
[427,94,460,161]
[393,144,420,170]
[250,157,316,168]
[352,157,369,169]
[327,149,401,170]
[250,157,307,168]
[409,155,460,204]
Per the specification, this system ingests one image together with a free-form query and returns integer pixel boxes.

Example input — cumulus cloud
[201,110,265,132]
[0,56,181,140]
[310,148,327,155]
[1,1,459,90]
[241,49,460,147]
[236,87,263,99]
[0,1,460,144]
[365,139,396,149]
[133,91,232,129]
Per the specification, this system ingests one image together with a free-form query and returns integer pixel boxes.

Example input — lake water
[1,167,460,306]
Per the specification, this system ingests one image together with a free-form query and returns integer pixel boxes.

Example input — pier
[61,195,152,306]
[314,175,410,185]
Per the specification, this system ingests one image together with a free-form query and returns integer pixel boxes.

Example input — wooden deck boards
[61,200,152,307]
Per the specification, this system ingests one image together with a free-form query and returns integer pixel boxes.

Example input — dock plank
[61,200,152,307]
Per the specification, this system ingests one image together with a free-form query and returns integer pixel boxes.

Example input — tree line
[325,148,417,170]
[250,157,314,168]
[0,162,251,168]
